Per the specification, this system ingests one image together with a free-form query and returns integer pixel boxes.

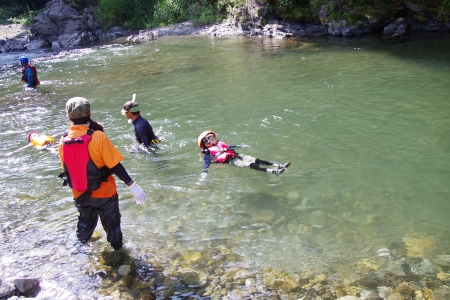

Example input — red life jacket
[21,65,40,86]
[207,141,236,163]
[61,129,110,192]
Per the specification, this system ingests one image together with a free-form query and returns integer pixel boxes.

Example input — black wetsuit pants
[74,194,123,250]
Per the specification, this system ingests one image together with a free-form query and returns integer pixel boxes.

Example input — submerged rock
[118,264,132,276]
[13,278,41,297]
[402,232,436,258]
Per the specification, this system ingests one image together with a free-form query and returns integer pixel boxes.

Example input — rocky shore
[1,0,450,53]
[1,229,450,299]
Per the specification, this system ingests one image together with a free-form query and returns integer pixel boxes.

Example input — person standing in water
[198,130,290,178]
[20,57,40,88]
[59,97,147,251]
[121,95,160,149]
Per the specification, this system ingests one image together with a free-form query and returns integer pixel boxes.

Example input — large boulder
[32,0,101,48]
[383,17,408,37]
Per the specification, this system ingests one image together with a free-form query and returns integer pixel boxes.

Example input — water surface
[1,33,449,298]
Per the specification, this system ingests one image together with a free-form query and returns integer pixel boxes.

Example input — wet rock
[402,232,436,258]
[13,278,40,297]
[254,209,275,223]
[327,21,346,36]
[414,290,427,300]
[127,30,156,43]
[407,258,438,276]
[383,18,408,37]
[308,210,329,228]
[178,267,208,286]
[386,292,402,300]
[262,24,294,39]
[0,279,15,298]
[335,284,359,297]
[432,254,450,268]
[263,268,301,293]
[286,191,300,201]
[26,39,50,50]
[359,289,381,300]
[437,271,450,281]
[383,258,407,277]
[394,282,413,296]
[118,264,132,276]
[0,39,26,52]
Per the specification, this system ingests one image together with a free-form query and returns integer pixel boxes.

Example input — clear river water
[0,33,449,299]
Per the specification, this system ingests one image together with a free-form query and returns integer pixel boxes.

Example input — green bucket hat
[66,97,91,119]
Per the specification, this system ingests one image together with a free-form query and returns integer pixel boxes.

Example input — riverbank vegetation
[2,0,450,29]
[0,0,42,25]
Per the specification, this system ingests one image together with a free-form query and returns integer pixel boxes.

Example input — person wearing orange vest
[20,57,40,88]
[198,130,290,179]
[58,97,147,251]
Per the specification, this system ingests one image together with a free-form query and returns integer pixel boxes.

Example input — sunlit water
[1,33,450,298]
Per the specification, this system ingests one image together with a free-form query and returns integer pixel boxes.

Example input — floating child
[198,130,290,178]
[27,131,59,154]
[4,131,60,157]
[28,131,56,147]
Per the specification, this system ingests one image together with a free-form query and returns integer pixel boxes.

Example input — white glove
[200,172,208,181]
[128,182,147,204]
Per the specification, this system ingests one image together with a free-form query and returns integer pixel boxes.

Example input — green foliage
[0,5,24,24]
[3,0,450,30]
[65,0,100,12]
[150,0,185,27]
[266,0,315,22]
[185,0,227,25]
[95,0,226,29]
[0,4,42,25]
[430,0,450,21]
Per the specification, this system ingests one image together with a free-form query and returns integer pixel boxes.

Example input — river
[1,33,449,299]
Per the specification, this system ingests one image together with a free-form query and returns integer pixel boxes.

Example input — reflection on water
[1,34,450,298]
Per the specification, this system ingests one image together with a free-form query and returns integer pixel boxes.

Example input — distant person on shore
[121,94,160,150]
[59,97,147,251]
[198,130,290,178]
[20,57,40,88]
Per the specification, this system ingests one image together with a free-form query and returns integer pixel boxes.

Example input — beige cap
[66,97,91,119]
